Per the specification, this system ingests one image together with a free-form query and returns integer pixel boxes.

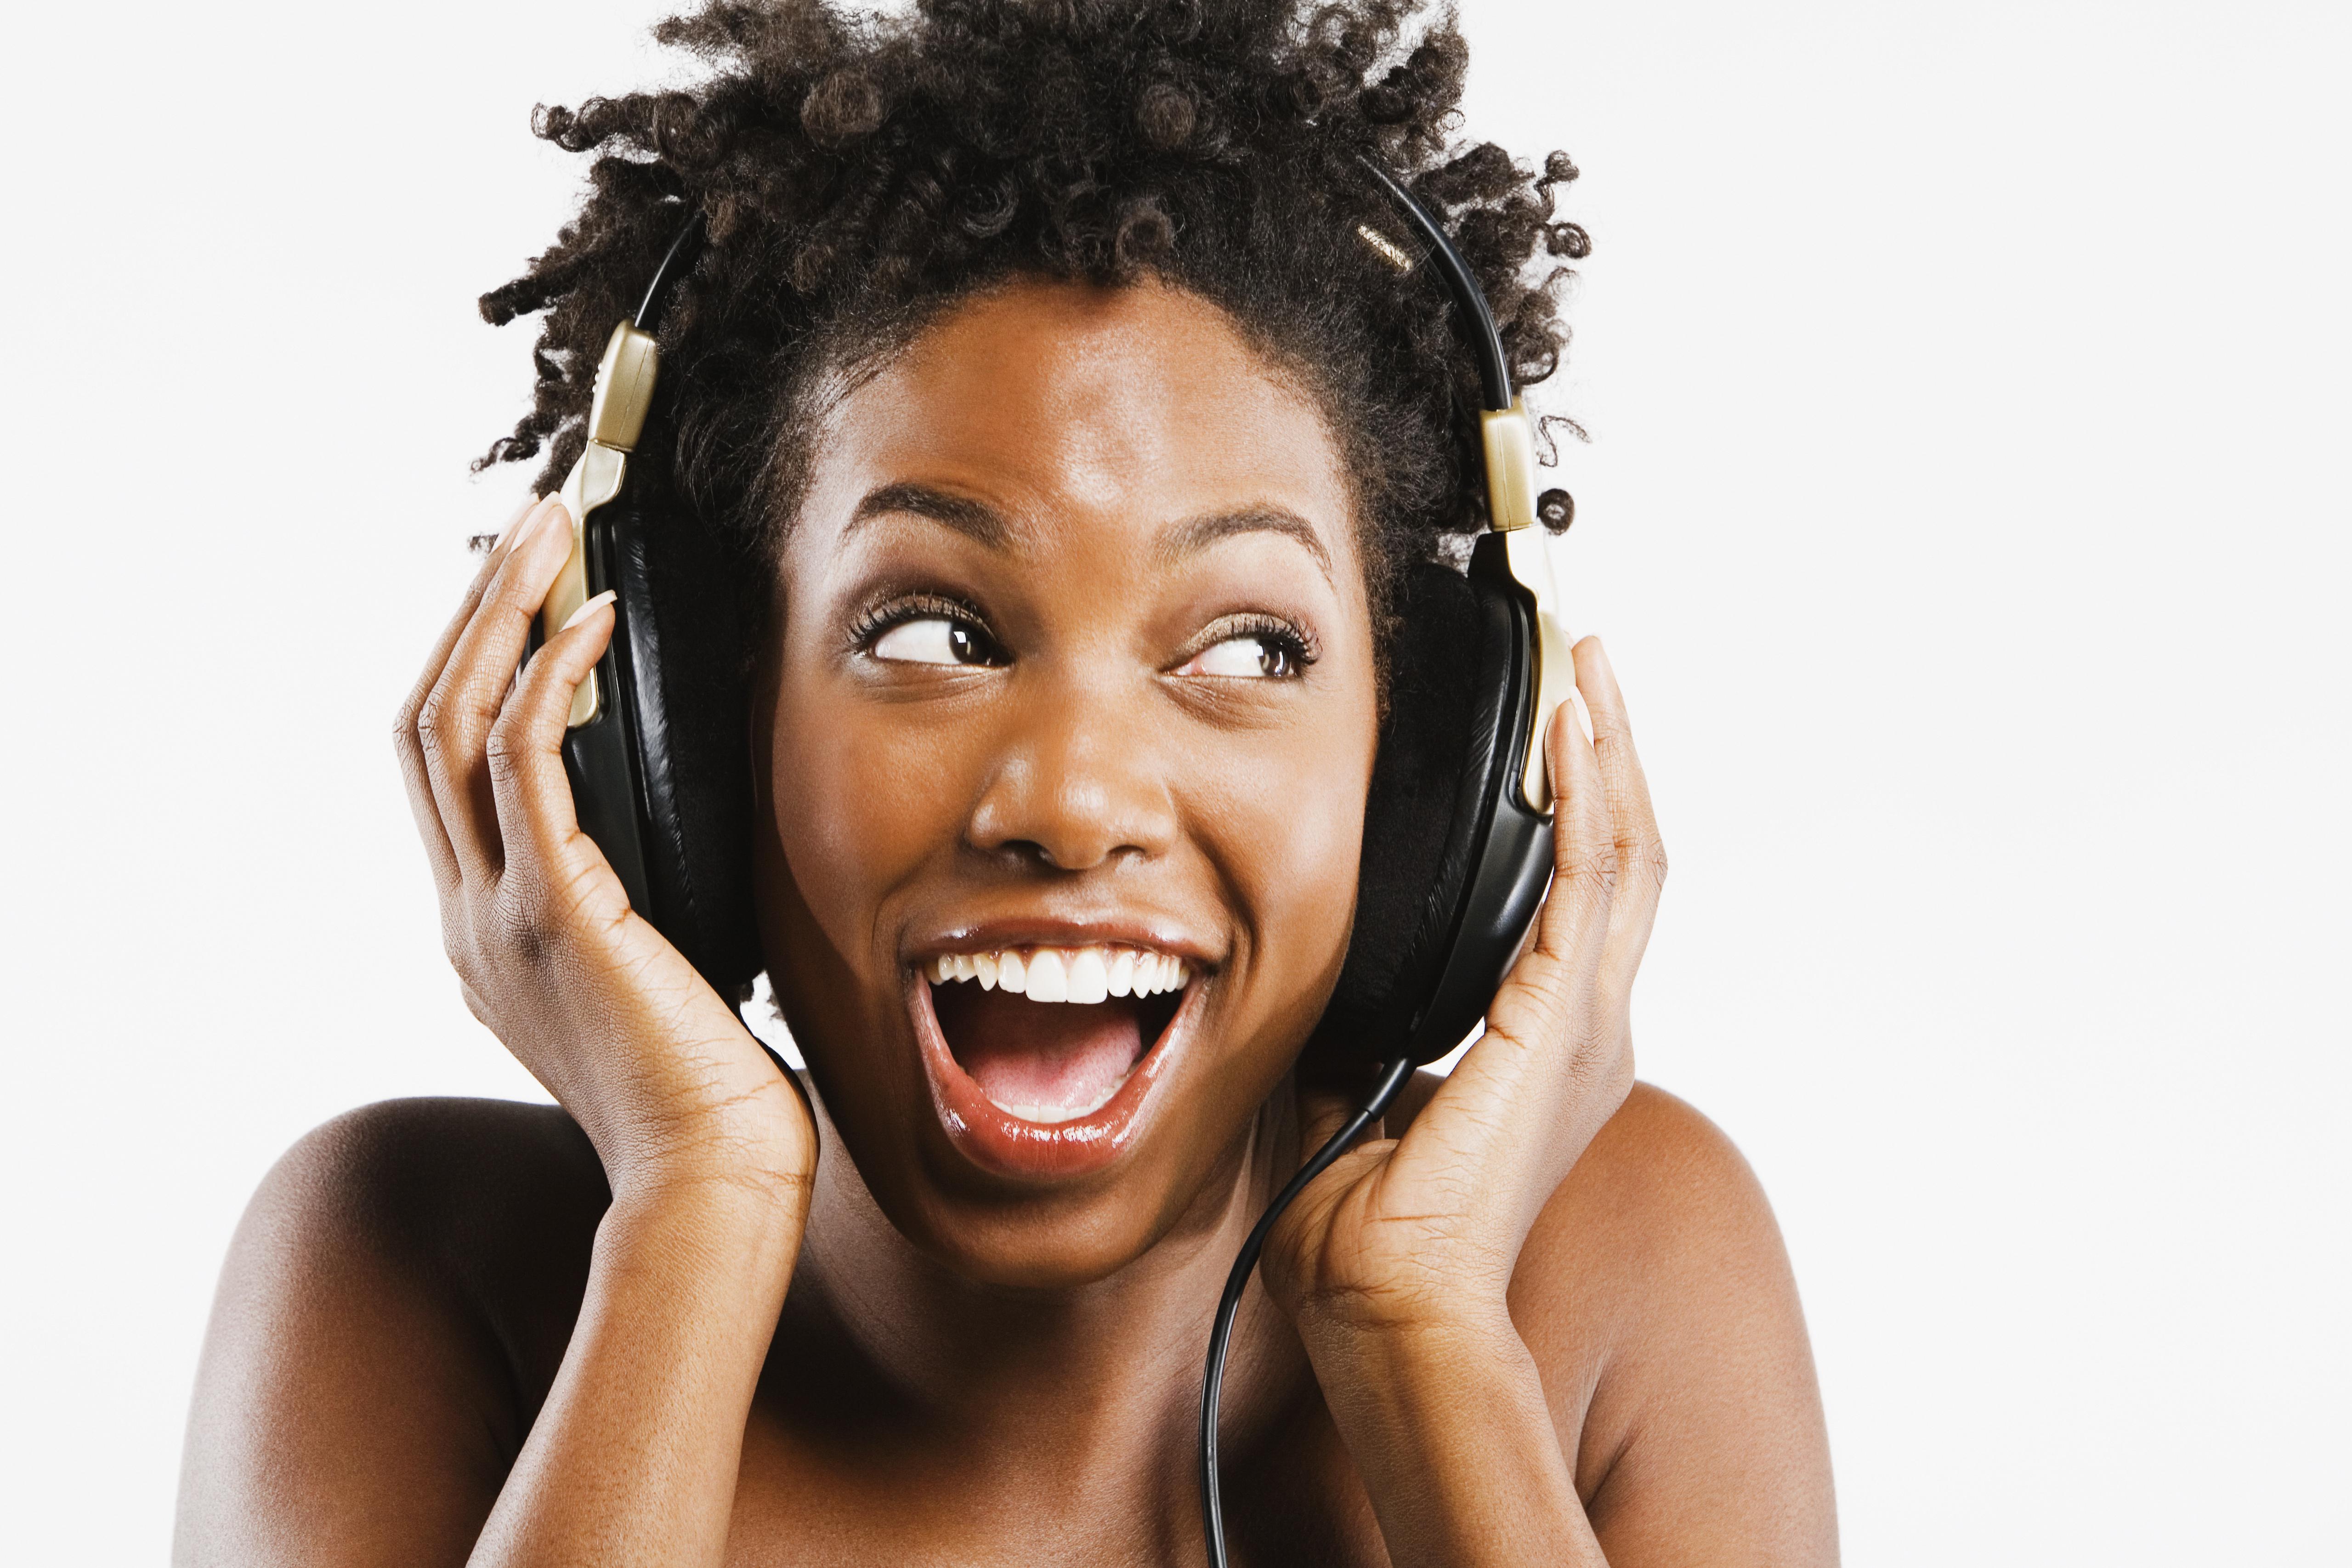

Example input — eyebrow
[849,482,1013,547]
[850,482,1332,583]
[1154,505,1334,584]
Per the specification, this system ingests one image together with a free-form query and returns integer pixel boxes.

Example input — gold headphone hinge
[1479,400,1540,532]
[542,320,661,730]
[1500,522,1573,815]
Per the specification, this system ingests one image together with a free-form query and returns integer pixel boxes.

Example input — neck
[772,1078,1313,1494]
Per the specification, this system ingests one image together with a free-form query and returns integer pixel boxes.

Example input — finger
[1532,668,1617,969]
[395,495,543,892]
[1573,638,1667,991]
[1574,638,1664,892]
[1433,681,1611,1104]
[1420,700,1611,1131]
[414,497,574,887]
[484,589,624,923]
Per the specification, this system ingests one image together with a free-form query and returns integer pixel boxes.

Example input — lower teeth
[989,1074,1128,1125]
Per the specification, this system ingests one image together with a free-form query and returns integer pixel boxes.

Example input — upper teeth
[926,945,1190,1003]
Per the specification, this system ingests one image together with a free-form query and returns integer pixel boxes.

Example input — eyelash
[847,593,1004,661]
[1192,613,1320,677]
[846,596,1318,676]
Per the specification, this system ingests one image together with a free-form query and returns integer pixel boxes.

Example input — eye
[1174,622,1315,680]
[870,615,1000,667]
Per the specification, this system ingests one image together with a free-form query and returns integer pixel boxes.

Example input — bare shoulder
[242,1095,605,1267]
[176,1099,606,1568]
[224,1097,607,1382]
[1403,1076,1840,1564]
[1525,1079,1786,1304]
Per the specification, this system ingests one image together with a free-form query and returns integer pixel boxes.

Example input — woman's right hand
[393,494,814,1206]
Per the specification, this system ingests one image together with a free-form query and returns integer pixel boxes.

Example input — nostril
[965,753,1174,872]
[991,838,1061,871]
[980,835,1129,875]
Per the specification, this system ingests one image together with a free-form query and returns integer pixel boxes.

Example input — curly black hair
[477,0,1585,637]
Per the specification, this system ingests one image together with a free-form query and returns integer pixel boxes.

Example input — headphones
[533,159,1573,1076]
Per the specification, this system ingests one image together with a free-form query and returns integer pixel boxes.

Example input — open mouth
[924,946,1189,1125]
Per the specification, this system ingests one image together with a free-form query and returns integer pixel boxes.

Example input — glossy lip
[905,920,1214,1183]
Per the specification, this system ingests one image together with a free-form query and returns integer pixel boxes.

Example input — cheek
[764,664,977,968]
[1199,697,1378,1008]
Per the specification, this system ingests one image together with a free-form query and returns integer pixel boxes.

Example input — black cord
[1199,1053,1417,1568]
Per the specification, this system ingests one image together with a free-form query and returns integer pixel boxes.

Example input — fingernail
[1564,686,1595,746]
[560,589,617,633]
[513,497,570,558]
[492,494,544,555]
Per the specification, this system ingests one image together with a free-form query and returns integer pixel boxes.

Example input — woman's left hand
[1262,633,1665,1343]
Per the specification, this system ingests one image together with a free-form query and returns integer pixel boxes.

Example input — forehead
[801,278,1354,543]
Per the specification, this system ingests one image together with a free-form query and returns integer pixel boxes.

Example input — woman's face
[755,278,1378,1288]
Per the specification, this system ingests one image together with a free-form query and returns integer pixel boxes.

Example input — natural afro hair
[476,0,1587,623]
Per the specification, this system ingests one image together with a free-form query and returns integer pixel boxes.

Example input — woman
[176,1,1835,1562]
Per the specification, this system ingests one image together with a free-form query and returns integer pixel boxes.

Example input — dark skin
[176,279,1836,1566]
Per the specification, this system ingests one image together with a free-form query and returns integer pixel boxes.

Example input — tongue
[933,986,1145,1121]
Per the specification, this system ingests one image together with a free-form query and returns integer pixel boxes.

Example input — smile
[909,941,1200,1179]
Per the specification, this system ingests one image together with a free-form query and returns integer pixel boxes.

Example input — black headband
[1355,157,1515,413]
[630,167,1510,409]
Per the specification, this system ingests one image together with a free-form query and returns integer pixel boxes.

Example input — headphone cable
[1198,1052,1416,1568]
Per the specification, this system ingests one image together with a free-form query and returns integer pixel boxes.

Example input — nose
[965,662,1178,873]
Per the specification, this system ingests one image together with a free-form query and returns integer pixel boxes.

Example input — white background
[3,0,2345,1561]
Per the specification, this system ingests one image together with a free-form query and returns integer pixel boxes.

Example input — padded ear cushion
[1304,560,1501,1071]
[604,492,763,996]
[1309,539,1555,1074]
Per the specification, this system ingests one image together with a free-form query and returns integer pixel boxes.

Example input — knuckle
[391,693,425,750]
[415,674,499,763]
[488,564,553,627]
[412,687,456,758]
[486,836,609,948]
[490,888,561,970]
[488,873,544,935]
[1560,845,1621,897]
[489,553,539,604]
[482,715,528,783]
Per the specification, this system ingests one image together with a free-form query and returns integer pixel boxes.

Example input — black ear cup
[1306,535,1555,1073]
[560,490,762,998]
[1305,561,1483,1068]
